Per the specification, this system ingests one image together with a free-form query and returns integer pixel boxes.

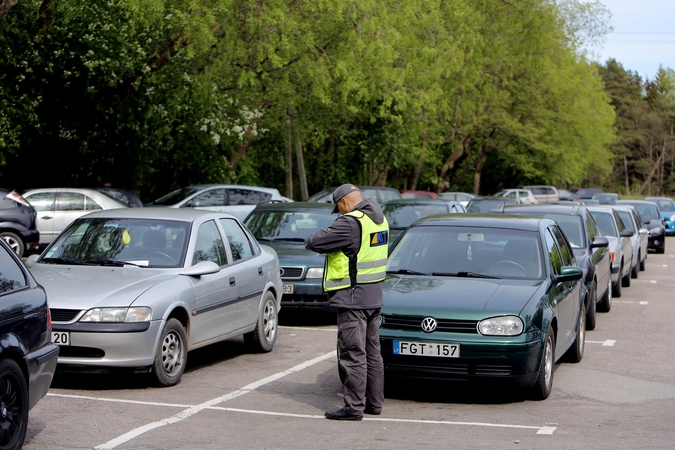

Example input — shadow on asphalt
[278,308,336,326]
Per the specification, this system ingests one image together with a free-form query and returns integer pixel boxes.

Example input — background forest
[0,0,674,202]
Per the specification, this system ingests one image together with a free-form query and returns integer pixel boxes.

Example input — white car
[22,187,128,247]
[494,189,538,204]
[612,205,648,277]
[26,207,282,386]
[147,184,292,221]
[587,206,634,298]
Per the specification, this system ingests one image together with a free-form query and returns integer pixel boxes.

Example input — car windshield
[382,204,449,229]
[245,210,336,240]
[589,211,617,237]
[632,204,660,221]
[40,218,190,268]
[650,199,675,212]
[467,199,512,212]
[149,187,202,206]
[388,226,544,280]
[509,212,585,249]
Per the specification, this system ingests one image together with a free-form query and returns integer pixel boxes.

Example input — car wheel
[640,251,646,271]
[244,291,278,353]
[656,242,665,254]
[0,359,28,449]
[631,253,639,278]
[0,232,24,258]
[530,327,555,400]
[586,280,597,331]
[565,307,585,363]
[622,259,632,287]
[151,318,187,387]
[599,276,613,312]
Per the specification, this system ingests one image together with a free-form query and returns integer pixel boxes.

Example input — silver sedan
[26,208,282,386]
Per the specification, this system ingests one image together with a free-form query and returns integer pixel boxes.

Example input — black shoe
[325,408,363,421]
[364,407,381,415]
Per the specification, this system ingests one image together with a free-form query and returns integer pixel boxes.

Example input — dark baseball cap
[332,184,360,213]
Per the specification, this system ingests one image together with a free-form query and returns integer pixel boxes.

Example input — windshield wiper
[40,257,87,266]
[257,237,306,242]
[85,259,145,267]
[386,269,429,276]
[432,271,499,279]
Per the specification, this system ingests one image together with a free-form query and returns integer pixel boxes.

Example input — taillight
[47,307,52,330]
[610,252,615,263]
[6,191,31,207]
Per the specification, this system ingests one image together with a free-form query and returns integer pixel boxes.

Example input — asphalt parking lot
[23,241,675,449]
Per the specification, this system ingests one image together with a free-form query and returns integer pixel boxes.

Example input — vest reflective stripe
[323,211,389,292]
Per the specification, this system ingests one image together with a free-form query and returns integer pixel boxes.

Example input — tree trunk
[410,157,424,191]
[624,154,630,196]
[0,0,17,21]
[473,153,488,194]
[294,136,309,200]
[284,114,293,199]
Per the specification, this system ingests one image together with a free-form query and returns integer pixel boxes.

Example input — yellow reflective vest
[323,211,389,292]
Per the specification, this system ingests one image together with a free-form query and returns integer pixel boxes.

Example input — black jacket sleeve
[304,215,360,257]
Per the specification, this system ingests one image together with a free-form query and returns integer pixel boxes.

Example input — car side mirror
[554,266,583,283]
[639,227,649,235]
[590,236,609,249]
[25,254,40,268]
[181,261,221,277]
[619,230,634,238]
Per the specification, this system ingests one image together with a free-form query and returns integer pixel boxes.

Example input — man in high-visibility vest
[305,184,389,421]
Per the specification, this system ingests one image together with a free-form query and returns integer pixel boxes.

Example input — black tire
[0,359,28,450]
[244,291,278,353]
[622,259,631,287]
[656,242,665,254]
[612,264,623,298]
[640,251,646,271]
[599,276,613,312]
[586,281,597,331]
[530,327,555,400]
[151,318,187,387]
[631,253,639,278]
[0,232,24,258]
[565,307,585,363]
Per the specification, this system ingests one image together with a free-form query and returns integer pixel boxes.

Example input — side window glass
[614,212,626,232]
[228,189,271,206]
[617,211,634,232]
[190,189,226,207]
[0,246,27,293]
[586,215,596,242]
[219,219,254,261]
[57,192,85,211]
[552,226,573,266]
[85,196,102,211]
[545,229,562,275]
[25,192,55,212]
[632,211,643,228]
[192,220,227,266]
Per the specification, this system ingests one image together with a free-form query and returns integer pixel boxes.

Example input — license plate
[283,283,294,294]
[393,340,459,358]
[52,331,71,346]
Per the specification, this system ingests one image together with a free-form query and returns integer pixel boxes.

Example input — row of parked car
[1,181,672,447]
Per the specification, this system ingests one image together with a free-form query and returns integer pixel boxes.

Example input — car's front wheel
[151,318,187,387]
[586,280,597,331]
[530,327,555,400]
[244,291,278,353]
[631,252,640,278]
[0,359,28,449]
[612,264,623,298]
[622,259,632,287]
[599,276,613,312]
[565,307,585,363]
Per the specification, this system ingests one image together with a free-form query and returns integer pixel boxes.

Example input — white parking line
[214,407,557,434]
[613,300,649,304]
[586,340,616,346]
[280,325,337,332]
[94,351,335,450]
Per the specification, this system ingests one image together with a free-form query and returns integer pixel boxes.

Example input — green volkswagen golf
[245,202,337,310]
[381,214,586,399]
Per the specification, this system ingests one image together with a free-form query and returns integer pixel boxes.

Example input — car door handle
[258,267,263,276]
[41,215,53,220]
[229,277,236,286]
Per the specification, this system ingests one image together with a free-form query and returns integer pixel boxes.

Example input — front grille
[382,315,478,333]
[281,294,329,305]
[475,364,512,376]
[57,346,105,358]
[280,267,304,279]
[51,309,82,322]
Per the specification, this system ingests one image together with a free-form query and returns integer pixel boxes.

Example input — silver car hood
[31,264,178,309]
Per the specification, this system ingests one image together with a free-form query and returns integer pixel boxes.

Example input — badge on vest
[370,231,388,246]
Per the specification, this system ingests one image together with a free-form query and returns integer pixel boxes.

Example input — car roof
[501,203,585,215]
[23,187,128,207]
[411,213,549,231]
[69,206,233,222]
[186,184,282,194]
[383,199,452,206]
[249,202,335,212]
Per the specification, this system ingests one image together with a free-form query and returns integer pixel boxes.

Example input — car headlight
[305,267,324,279]
[478,316,524,336]
[670,215,675,222]
[79,307,152,323]
[649,227,663,235]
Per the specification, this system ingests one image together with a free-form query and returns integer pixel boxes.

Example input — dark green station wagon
[380,214,586,399]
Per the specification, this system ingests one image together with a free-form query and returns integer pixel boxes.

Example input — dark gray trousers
[337,307,384,415]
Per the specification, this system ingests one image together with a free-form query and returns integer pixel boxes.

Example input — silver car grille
[280,266,304,279]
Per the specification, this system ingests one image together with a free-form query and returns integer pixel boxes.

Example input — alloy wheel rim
[161,331,182,376]
[544,337,553,389]
[0,373,22,446]
[262,300,277,343]
[1,237,18,255]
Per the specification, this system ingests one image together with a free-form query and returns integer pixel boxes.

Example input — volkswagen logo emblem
[421,317,437,333]
[279,268,285,277]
